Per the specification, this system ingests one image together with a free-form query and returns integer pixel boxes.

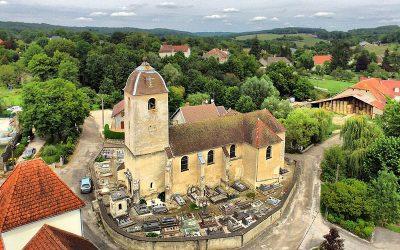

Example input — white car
[6,106,22,113]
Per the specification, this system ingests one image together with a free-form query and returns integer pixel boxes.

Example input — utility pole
[101,96,104,129]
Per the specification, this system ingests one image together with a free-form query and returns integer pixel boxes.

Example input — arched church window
[207,150,214,165]
[230,145,236,158]
[181,156,189,172]
[148,98,156,110]
[266,146,272,159]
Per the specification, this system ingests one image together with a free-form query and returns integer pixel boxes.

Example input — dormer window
[148,98,156,110]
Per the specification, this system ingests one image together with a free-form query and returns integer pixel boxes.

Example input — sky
[0,0,400,32]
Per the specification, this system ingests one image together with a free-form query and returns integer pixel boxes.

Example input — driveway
[54,112,121,250]
[17,136,45,163]
[243,134,399,250]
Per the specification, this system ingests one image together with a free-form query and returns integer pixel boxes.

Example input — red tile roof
[159,44,190,53]
[382,79,400,97]
[313,55,332,65]
[203,48,229,62]
[177,103,224,123]
[23,224,97,250]
[0,159,85,232]
[111,100,124,117]
[0,237,3,250]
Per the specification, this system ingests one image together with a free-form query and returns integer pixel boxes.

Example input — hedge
[104,124,124,140]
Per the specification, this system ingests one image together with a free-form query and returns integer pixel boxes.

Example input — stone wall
[97,163,301,250]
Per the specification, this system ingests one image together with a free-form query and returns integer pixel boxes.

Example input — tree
[355,50,371,72]
[321,179,372,220]
[168,86,185,114]
[284,108,318,151]
[22,43,44,65]
[321,145,347,182]
[292,77,315,101]
[249,37,261,59]
[312,108,333,143]
[0,64,19,87]
[320,228,344,250]
[44,38,77,56]
[380,99,400,137]
[241,75,279,108]
[27,53,56,81]
[235,95,256,113]
[260,96,292,119]
[20,78,90,142]
[223,86,241,109]
[58,60,79,83]
[331,40,351,69]
[363,136,400,179]
[161,63,182,85]
[266,61,298,97]
[296,50,314,70]
[369,170,400,226]
[186,92,210,106]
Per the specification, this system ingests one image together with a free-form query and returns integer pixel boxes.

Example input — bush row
[327,214,375,239]
[104,124,124,140]
[41,137,76,164]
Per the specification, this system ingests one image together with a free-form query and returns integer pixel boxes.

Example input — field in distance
[235,33,325,47]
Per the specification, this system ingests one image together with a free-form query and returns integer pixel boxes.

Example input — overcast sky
[1,0,400,32]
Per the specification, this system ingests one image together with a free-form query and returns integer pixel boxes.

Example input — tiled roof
[177,103,227,124]
[167,109,285,157]
[0,237,3,250]
[313,55,332,65]
[124,62,168,96]
[0,159,85,232]
[259,57,291,67]
[159,44,190,53]
[203,48,229,61]
[23,224,97,250]
[111,100,124,117]
[382,79,400,97]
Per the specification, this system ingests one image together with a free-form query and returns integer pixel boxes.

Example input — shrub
[95,155,106,162]
[246,192,256,199]
[104,124,124,140]
[189,203,199,211]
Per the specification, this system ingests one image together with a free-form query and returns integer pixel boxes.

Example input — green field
[236,33,325,47]
[0,85,23,107]
[309,78,355,95]
[360,43,398,56]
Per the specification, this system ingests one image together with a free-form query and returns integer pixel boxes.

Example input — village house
[0,39,5,46]
[312,55,332,67]
[203,48,229,63]
[118,62,286,203]
[311,77,400,116]
[159,43,191,58]
[23,224,96,250]
[111,100,125,131]
[0,159,87,250]
[259,56,291,68]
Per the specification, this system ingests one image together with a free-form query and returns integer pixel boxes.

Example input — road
[243,134,400,250]
[54,112,121,250]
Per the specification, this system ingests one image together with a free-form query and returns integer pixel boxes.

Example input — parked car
[80,177,93,194]
[22,147,36,159]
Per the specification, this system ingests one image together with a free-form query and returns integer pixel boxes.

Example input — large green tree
[235,95,256,113]
[331,40,351,69]
[380,99,400,137]
[20,78,90,141]
[241,75,279,108]
[260,96,292,119]
[27,53,56,81]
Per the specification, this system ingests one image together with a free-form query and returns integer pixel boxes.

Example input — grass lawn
[0,85,23,107]
[236,33,325,47]
[386,224,400,234]
[360,43,398,56]
[309,78,355,95]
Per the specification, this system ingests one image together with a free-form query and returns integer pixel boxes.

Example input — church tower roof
[123,62,168,96]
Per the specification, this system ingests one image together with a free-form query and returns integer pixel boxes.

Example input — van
[80,177,93,194]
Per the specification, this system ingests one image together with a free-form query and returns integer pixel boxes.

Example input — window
[266,146,272,159]
[120,121,124,129]
[207,150,214,165]
[148,98,156,110]
[181,156,188,172]
[118,204,122,210]
[229,145,236,158]
[150,182,153,189]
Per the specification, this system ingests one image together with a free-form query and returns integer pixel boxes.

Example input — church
[118,62,286,202]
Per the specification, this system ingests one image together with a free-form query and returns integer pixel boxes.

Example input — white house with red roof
[203,48,229,63]
[159,43,191,58]
[0,159,86,250]
[311,77,400,116]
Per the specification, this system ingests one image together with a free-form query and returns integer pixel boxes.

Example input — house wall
[111,113,124,131]
[171,110,185,125]
[1,209,82,250]
[159,50,190,58]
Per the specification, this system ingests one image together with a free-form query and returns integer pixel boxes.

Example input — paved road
[243,134,399,250]
[17,136,45,163]
[55,112,121,250]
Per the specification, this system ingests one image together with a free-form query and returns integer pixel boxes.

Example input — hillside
[236,33,325,47]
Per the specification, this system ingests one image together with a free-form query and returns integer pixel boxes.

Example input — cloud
[89,12,107,16]
[294,14,305,18]
[157,2,179,8]
[121,3,147,11]
[271,17,279,21]
[0,0,7,5]
[203,14,227,20]
[223,8,239,13]
[312,12,335,18]
[110,11,136,17]
[75,17,93,21]
[250,16,267,22]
